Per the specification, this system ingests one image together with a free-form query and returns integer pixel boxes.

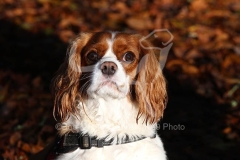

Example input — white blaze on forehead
[102,32,117,59]
[111,31,117,40]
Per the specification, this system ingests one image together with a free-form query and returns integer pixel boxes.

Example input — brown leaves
[190,0,209,13]
[222,54,240,78]
[188,25,215,44]
[10,132,22,146]
[126,14,153,30]
[167,0,240,109]
[223,113,240,141]
[166,59,199,75]
[0,82,10,103]
[0,70,55,159]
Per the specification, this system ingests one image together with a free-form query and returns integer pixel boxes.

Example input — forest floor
[0,0,239,159]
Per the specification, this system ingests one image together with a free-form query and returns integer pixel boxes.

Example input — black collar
[54,132,156,154]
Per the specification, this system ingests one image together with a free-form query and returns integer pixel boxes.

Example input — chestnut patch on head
[81,32,112,66]
[112,33,140,76]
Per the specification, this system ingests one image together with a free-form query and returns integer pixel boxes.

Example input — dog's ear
[135,38,167,124]
[52,33,92,122]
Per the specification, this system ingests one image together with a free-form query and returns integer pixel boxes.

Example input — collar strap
[54,133,156,154]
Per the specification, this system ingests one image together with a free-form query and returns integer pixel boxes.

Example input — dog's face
[80,32,140,99]
[52,32,167,124]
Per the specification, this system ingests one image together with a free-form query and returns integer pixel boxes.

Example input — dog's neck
[59,97,157,140]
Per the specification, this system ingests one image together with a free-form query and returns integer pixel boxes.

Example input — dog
[51,32,167,160]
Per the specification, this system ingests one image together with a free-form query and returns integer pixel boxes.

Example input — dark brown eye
[87,51,99,63]
[123,52,135,62]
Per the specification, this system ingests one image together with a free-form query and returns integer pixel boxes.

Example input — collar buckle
[79,134,92,149]
[54,133,79,154]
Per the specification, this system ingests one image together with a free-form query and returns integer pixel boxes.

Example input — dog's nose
[100,61,118,76]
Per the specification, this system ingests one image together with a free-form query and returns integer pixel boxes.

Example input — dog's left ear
[135,37,167,124]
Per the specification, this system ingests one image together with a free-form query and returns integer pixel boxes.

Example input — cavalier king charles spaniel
[51,32,167,160]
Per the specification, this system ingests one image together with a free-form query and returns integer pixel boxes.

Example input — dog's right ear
[52,33,92,122]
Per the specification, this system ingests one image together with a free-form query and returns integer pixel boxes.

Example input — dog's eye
[87,51,99,63]
[123,52,135,62]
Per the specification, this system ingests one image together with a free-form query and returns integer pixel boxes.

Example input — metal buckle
[55,133,79,154]
[63,133,79,147]
[79,134,92,149]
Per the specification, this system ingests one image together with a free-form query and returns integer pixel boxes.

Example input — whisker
[79,80,91,94]
[80,74,92,80]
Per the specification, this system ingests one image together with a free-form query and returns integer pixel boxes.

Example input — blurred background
[0,0,239,159]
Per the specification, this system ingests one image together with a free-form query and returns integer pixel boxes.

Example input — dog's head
[52,32,167,124]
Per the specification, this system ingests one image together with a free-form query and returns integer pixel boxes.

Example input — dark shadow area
[0,20,65,159]
[0,19,67,83]
[158,72,240,160]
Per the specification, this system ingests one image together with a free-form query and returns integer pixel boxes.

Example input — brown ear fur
[52,33,92,122]
[135,39,167,124]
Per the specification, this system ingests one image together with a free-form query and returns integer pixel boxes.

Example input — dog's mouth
[87,71,130,99]
[99,80,118,89]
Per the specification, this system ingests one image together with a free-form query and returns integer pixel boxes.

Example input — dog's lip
[97,80,122,91]
[101,80,117,87]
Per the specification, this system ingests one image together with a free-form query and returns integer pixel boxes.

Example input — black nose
[100,61,118,76]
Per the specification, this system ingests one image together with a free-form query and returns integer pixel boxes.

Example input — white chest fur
[57,97,166,160]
